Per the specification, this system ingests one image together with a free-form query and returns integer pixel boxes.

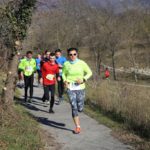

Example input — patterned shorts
[67,89,85,117]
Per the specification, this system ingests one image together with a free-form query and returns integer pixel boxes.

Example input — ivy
[0,0,36,54]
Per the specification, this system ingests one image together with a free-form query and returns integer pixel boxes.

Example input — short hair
[50,52,55,57]
[26,51,32,55]
[55,49,62,53]
[46,51,51,55]
[67,48,78,54]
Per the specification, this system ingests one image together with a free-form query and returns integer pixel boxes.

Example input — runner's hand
[76,79,83,84]
[20,72,24,80]
[64,81,68,88]
[57,76,61,81]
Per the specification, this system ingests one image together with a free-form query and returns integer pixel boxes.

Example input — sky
[36,0,150,12]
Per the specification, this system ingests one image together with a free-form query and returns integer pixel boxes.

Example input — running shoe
[28,98,32,103]
[49,109,55,113]
[46,100,50,105]
[73,127,81,134]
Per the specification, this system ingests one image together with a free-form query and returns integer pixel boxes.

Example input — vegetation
[84,95,150,150]
[0,1,44,149]
[23,0,150,81]
[0,0,37,113]
[0,0,149,149]
[86,80,150,137]
[0,0,36,69]
[0,104,43,150]
[23,0,150,141]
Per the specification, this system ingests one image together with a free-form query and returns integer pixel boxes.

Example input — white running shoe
[46,100,50,105]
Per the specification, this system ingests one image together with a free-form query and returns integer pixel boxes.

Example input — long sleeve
[83,61,92,81]
[62,63,67,81]
[33,59,37,72]
[18,59,25,71]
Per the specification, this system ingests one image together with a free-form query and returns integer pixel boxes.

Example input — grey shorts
[67,89,85,117]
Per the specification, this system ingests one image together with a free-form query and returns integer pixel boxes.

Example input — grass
[84,99,150,150]
[0,104,43,150]
[84,104,122,129]
[0,71,44,150]
[87,79,150,136]
[85,79,150,150]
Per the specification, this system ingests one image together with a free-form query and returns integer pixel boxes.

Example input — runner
[18,51,36,102]
[40,52,60,113]
[40,51,51,103]
[62,48,92,134]
[55,49,67,103]
[105,67,110,79]
[35,53,42,85]
[17,55,25,88]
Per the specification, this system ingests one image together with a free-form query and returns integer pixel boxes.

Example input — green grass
[0,104,43,150]
[84,104,122,129]
[0,72,44,150]
[0,71,44,150]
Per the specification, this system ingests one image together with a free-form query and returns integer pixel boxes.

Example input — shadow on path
[35,116,73,132]
[14,96,48,113]
[14,96,73,132]
[32,96,42,101]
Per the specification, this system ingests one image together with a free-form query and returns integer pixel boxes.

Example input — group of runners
[18,48,92,134]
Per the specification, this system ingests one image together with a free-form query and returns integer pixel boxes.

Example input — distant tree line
[23,0,150,81]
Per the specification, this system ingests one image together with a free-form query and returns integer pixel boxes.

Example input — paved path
[18,84,132,150]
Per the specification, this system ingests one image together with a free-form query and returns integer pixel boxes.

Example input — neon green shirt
[18,58,36,76]
[62,59,92,89]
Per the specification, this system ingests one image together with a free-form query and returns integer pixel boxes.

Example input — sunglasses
[69,53,77,56]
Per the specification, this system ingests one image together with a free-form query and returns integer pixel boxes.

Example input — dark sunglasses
[69,53,77,56]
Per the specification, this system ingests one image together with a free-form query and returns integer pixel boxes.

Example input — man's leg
[43,85,49,102]
[29,74,34,99]
[58,80,62,98]
[58,76,64,103]
[60,76,64,97]
[37,70,42,84]
[42,93,46,102]
[24,76,29,101]
[49,84,55,113]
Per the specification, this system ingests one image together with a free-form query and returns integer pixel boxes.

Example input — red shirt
[105,70,110,78]
[41,61,59,85]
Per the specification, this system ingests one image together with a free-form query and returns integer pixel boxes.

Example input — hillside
[22,0,150,83]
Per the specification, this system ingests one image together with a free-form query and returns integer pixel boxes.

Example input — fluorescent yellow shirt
[62,59,92,89]
[18,58,36,76]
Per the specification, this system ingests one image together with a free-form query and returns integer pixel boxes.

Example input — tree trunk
[0,49,9,70]
[1,54,18,112]
[129,46,138,82]
[97,52,102,76]
[112,50,117,80]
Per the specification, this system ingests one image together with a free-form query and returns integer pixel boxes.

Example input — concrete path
[18,84,132,150]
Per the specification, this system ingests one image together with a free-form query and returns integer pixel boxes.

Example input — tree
[0,0,36,114]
